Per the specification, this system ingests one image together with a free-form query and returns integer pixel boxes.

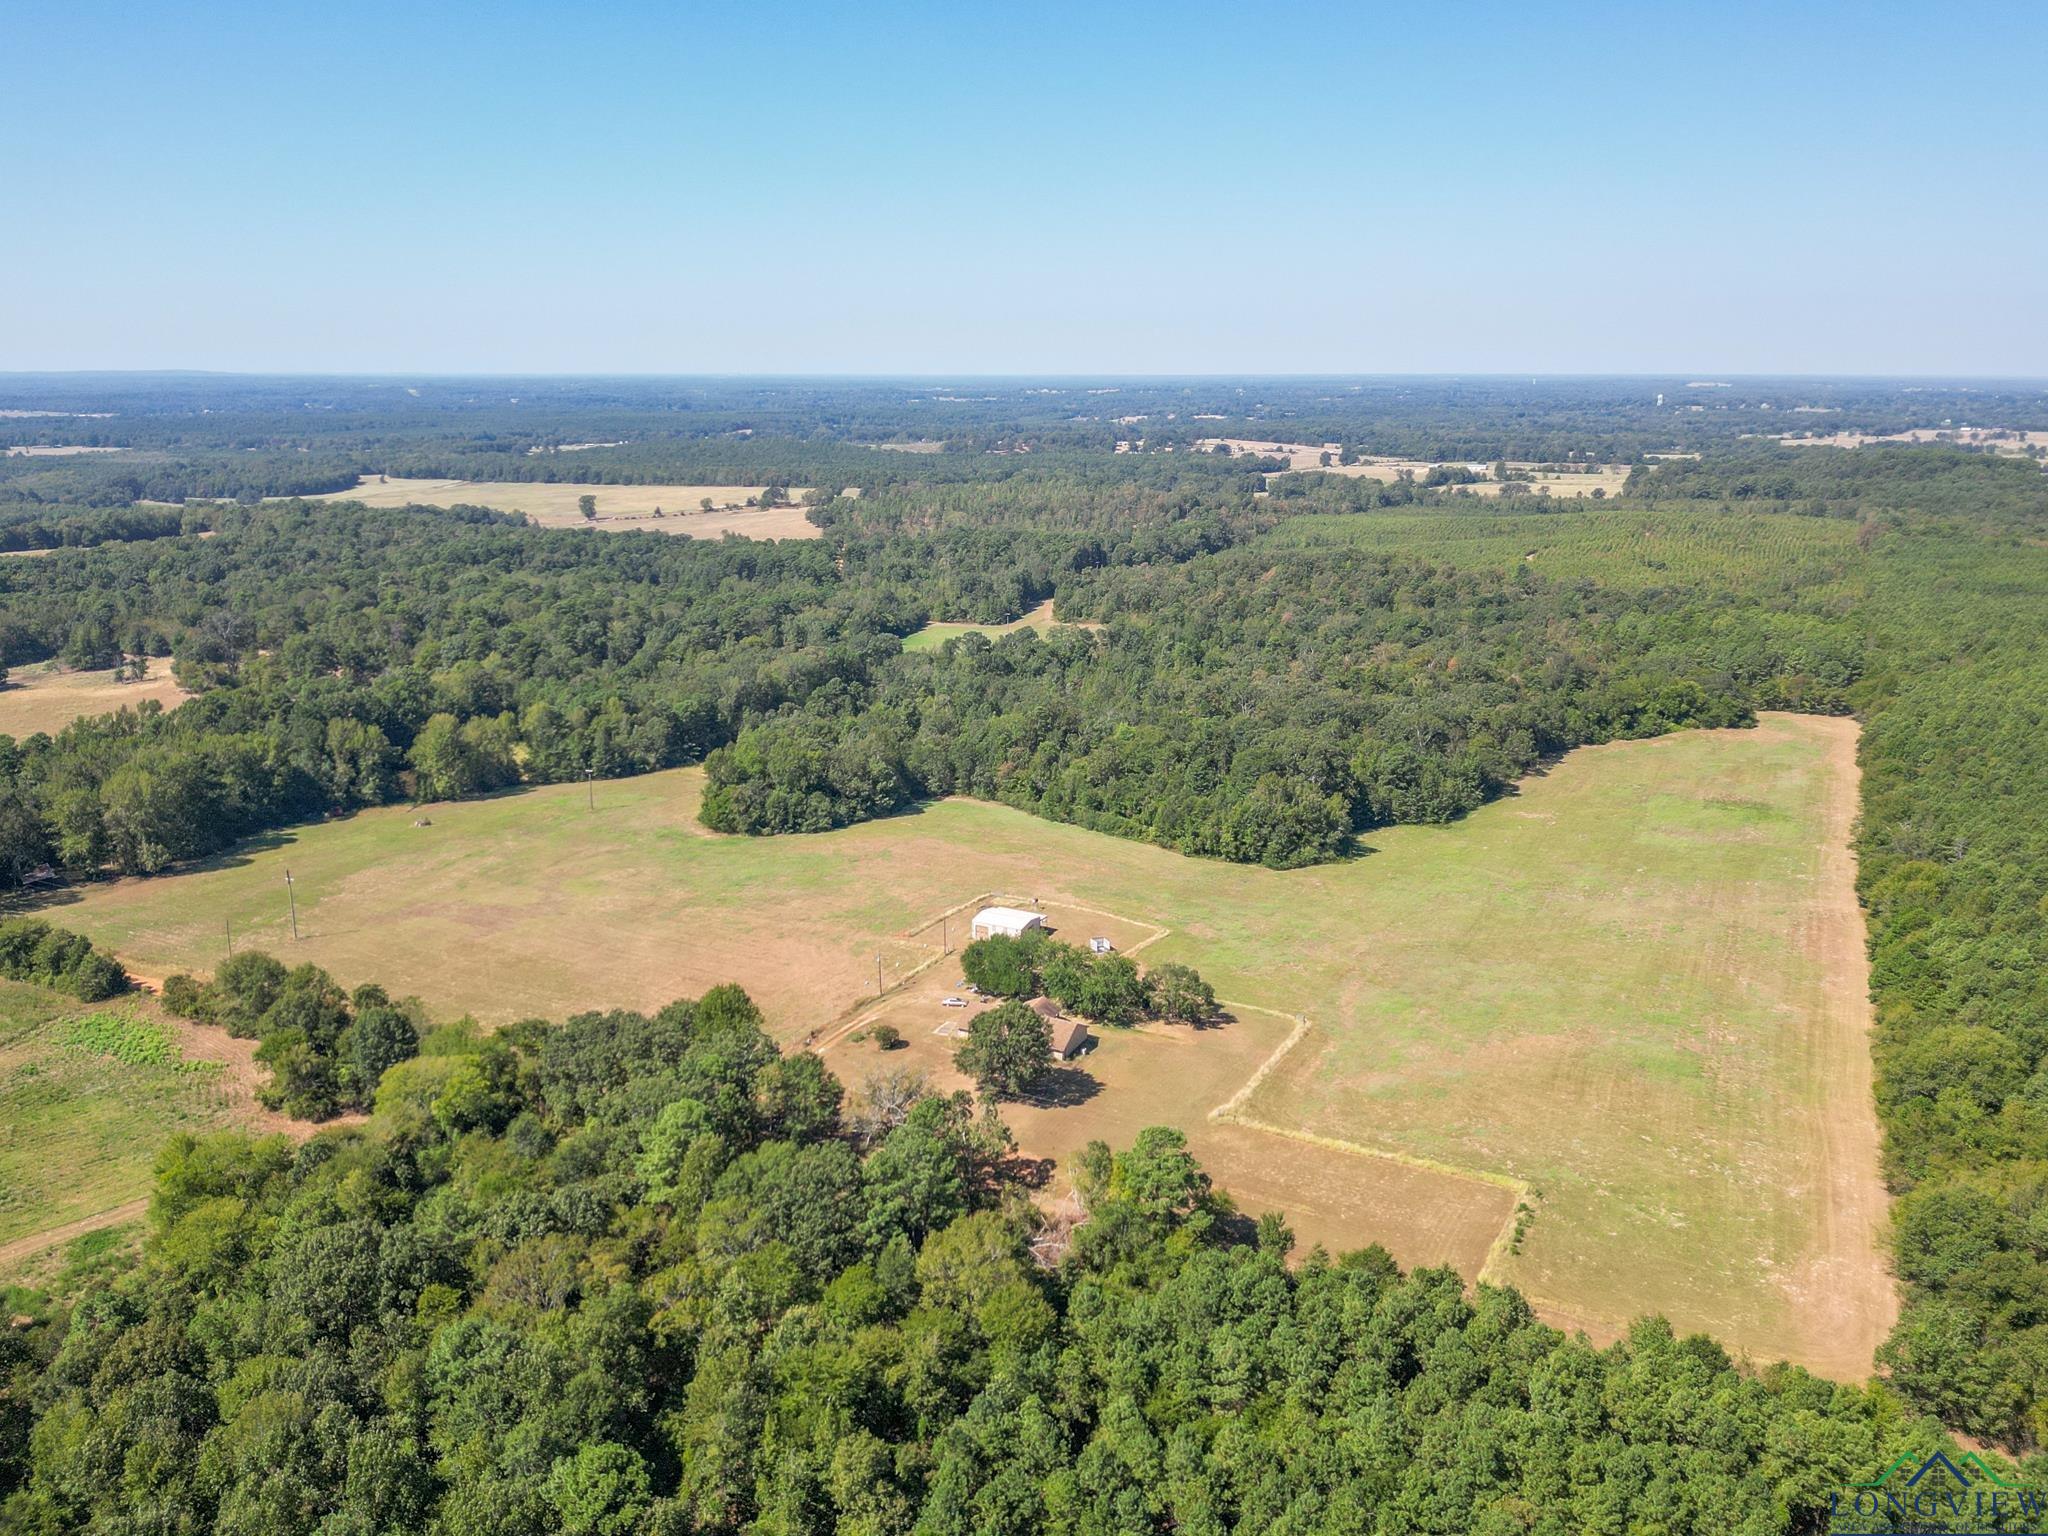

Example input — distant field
[1196,438,1632,499]
[0,660,191,738]
[901,599,1099,652]
[306,477,820,539]
[1783,426,2048,456]
[2,445,127,457]
[49,714,1888,1374]
[0,981,293,1260]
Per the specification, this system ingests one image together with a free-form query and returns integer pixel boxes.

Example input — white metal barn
[970,905,1045,941]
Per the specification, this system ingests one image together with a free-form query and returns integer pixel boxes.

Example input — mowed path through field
[49,715,1890,1377]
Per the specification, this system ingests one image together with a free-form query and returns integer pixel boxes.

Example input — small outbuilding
[1048,1017,1093,1062]
[971,905,1045,942]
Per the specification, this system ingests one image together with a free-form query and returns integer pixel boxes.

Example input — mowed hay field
[307,477,820,539]
[47,714,1887,1374]
[0,660,191,739]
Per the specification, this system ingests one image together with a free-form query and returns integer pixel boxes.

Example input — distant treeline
[0,502,200,552]
[9,375,2047,500]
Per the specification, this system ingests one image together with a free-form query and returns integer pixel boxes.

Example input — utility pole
[941,915,948,954]
[875,953,883,998]
[284,869,299,942]
[225,917,232,959]
[585,766,596,810]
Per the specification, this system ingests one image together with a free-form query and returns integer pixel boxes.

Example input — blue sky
[3,0,2044,374]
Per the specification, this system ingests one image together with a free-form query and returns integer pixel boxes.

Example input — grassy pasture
[46,713,1887,1374]
[0,660,192,739]
[305,477,820,539]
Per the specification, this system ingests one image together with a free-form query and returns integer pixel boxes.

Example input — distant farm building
[971,905,1044,941]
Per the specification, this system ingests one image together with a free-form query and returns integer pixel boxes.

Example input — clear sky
[3,0,2043,375]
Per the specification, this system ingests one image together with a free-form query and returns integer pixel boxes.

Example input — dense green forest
[4,376,2048,1525]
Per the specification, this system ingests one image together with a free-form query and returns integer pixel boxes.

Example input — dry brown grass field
[1781,426,2048,456]
[305,476,821,538]
[0,660,191,738]
[46,715,1888,1375]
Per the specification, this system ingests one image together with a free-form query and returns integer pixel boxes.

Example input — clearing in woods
[45,714,1888,1377]
[0,980,309,1276]
[0,659,192,738]
[305,476,820,538]
[900,599,1101,652]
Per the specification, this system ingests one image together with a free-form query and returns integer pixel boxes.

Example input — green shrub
[160,973,208,1018]
[0,916,131,1001]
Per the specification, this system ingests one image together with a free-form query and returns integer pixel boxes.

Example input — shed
[971,905,1045,941]
[1048,1018,1093,1061]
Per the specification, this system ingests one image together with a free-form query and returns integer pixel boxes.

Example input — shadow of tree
[997,1155,1056,1189]
[1018,1065,1102,1109]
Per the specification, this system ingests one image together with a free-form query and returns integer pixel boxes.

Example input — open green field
[0,983,238,1252]
[44,714,1888,1375]
[901,598,1082,651]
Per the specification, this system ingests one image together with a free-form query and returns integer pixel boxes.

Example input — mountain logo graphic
[1853,1450,2019,1490]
